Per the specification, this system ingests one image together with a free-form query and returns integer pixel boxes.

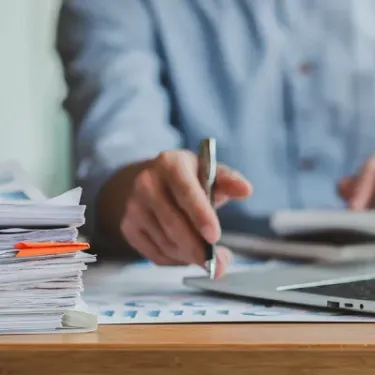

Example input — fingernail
[232,171,253,191]
[231,170,244,180]
[201,225,219,244]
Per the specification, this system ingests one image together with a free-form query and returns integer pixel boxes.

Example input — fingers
[134,168,205,265]
[122,200,190,266]
[215,164,253,199]
[345,156,375,210]
[158,152,221,244]
[157,152,253,245]
[199,246,232,279]
[338,176,352,201]
[213,193,230,209]
[121,149,252,277]
[212,166,252,208]
[214,246,233,278]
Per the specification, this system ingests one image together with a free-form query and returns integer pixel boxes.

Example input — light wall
[0,0,71,197]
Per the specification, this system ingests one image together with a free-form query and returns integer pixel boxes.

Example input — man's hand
[99,149,252,277]
[338,154,375,210]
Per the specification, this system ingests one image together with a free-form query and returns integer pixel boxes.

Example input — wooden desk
[0,323,375,375]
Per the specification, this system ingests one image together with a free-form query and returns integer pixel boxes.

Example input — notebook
[220,210,375,263]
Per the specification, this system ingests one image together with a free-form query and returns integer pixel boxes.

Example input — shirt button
[299,61,314,75]
[299,157,316,171]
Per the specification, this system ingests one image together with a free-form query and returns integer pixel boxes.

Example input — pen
[198,138,218,279]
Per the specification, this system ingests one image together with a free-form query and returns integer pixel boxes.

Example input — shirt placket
[285,4,345,209]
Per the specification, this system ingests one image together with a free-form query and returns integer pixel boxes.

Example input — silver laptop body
[184,261,375,314]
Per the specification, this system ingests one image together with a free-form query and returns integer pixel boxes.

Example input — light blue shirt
[57,0,375,236]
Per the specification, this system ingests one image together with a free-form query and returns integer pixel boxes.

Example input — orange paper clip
[14,242,90,258]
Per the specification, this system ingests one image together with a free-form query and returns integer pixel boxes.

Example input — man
[57,0,375,276]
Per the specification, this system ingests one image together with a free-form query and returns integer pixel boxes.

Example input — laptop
[183,261,375,315]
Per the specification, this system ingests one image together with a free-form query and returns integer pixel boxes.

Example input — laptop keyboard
[294,278,375,301]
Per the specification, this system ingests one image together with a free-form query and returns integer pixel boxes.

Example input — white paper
[0,160,85,227]
[0,227,78,245]
[83,257,375,324]
[46,187,83,206]
[0,300,97,334]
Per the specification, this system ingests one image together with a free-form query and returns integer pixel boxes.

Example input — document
[0,160,97,334]
[83,258,375,324]
[0,160,85,227]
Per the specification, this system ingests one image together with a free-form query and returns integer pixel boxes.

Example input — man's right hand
[100,150,252,277]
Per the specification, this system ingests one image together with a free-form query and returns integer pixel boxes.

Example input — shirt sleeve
[56,0,182,239]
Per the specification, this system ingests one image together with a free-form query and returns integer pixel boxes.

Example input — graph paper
[83,256,375,324]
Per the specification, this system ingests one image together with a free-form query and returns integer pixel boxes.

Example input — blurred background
[0,0,70,197]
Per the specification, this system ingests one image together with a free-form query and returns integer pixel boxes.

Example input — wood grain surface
[0,323,374,374]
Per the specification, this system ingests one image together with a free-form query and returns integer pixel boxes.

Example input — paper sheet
[0,160,85,227]
[83,257,375,324]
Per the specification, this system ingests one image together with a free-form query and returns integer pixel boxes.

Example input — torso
[146,0,375,221]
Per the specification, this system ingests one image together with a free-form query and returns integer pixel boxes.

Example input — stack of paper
[0,160,97,334]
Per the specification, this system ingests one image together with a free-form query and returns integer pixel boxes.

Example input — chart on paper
[86,292,372,324]
[83,259,375,324]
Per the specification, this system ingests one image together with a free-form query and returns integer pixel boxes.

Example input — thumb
[200,246,232,279]
[215,165,253,200]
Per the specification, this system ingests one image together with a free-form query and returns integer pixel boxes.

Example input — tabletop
[1,323,375,375]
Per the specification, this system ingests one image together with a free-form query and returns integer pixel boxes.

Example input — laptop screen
[280,277,375,301]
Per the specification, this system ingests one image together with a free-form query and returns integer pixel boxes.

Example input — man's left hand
[338,154,375,210]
